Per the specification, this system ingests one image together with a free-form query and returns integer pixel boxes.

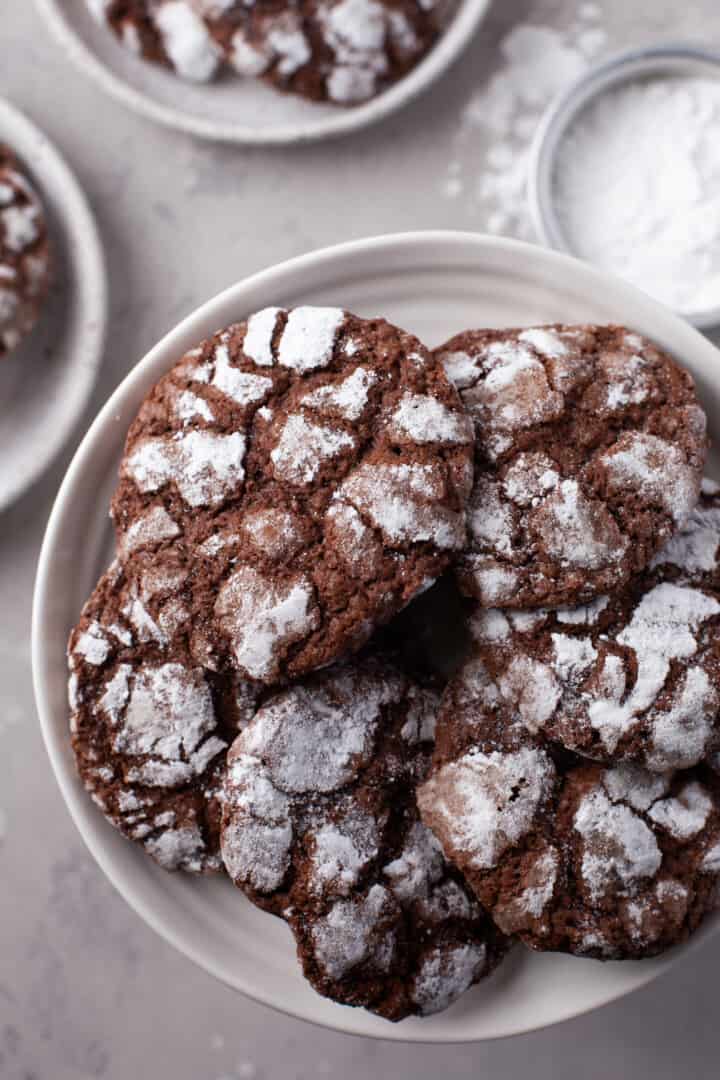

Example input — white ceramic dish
[32,232,720,1041]
[0,97,107,512]
[37,0,489,145]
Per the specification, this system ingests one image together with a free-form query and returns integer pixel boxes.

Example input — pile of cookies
[67,307,720,1022]
[0,144,50,360]
[87,0,443,106]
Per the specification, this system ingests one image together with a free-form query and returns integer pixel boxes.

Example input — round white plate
[0,97,107,512]
[37,0,489,145]
[32,232,720,1041]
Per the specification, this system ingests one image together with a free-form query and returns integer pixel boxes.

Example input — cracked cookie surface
[198,0,440,105]
[111,306,473,684]
[418,665,720,959]
[86,0,223,81]
[435,324,707,609]
[220,656,507,1020]
[461,483,720,773]
[68,561,257,872]
[0,145,50,360]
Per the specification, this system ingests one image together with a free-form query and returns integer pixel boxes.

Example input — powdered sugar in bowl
[529,45,720,330]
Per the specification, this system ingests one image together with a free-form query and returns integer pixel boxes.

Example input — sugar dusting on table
[555,75,720,316]
[442,5,607,236]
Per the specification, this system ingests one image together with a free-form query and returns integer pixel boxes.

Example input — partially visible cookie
[0,145,50,360]
[198,0,440,105]
[220,657,507,1020]
[86,0,222,81]
[461,483,720,773]
[68,561,257,872]
[111,307,474,684]
[417,662,720,959]
[435,324,707,609]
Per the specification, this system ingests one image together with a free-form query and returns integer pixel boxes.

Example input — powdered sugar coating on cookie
[220,658,506,1020]
[418,657,720,959]
[436,324,707,609]
[0,145,50,359]
[460,486,720,773]
[112,307,473,683]
[87,0,222,81]
[68,562,256,872]
[201,0,440,106]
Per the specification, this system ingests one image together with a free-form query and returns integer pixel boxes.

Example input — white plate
[0,97,107,512]
[37,0,489,145]
[32,232,720,1041]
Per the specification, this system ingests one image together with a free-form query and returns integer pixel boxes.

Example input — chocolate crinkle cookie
[435,324,707,609]
[417,665,720,960]
[200,0,440,105]
[86,0,223,81]
[68,561,258,872]
[462,481,720,773]
[0,145,50,360]
[220,657,508,1019]
[111,306,473,684]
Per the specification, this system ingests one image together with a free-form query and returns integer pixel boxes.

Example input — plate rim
[0,96,108,512]
[32,230,720,1041]
[35,0,490,146]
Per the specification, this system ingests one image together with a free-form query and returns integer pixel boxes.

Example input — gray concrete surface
[2,1,720,1077]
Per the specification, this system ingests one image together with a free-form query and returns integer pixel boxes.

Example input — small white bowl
[37,0,490,145]
[32,231,720,1041]
[528,43,720,331]
[0,96,107,511]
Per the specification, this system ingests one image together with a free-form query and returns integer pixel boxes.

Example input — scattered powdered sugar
[214,565,319,680]
[574,786,662,902]
[310,885,398,980]
[441,14,607,235]
[125,429,246,508]
[468,478,514,555]
[601,432,699,525]
[386,393,473,445]
[265,14,312,78]
[324,501,382,576]
[411,943,488,1017]
[276,307,345,373]
[302,366,376,420]
[338,462,465,550]
[418,747,555,870]
[270,413,356,485]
